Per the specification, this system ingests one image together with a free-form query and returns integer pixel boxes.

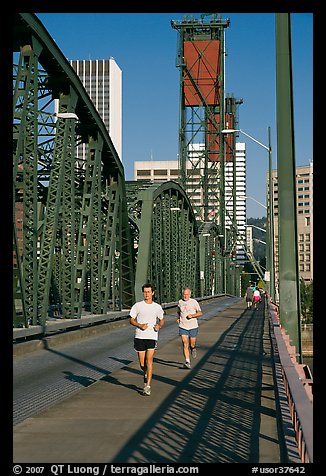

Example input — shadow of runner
[111,304,279,463]
[62,371,96,387]
[101,374,143,394]
[153,357,184,368]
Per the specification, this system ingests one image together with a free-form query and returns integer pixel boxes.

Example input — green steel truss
[13,13,135,327]
[198,222,222,296]
[198,222,240,297]
[126,181,201,303]
[13,13,240,331]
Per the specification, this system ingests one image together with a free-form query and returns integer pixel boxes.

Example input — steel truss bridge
[13,13,241,329]
[12,13,313,464]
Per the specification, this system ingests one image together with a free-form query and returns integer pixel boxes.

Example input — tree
[300,278,313,323]
[241,273,251,297]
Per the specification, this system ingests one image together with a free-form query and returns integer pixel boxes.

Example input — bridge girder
[13,13,134,327]
[126,181,201,303]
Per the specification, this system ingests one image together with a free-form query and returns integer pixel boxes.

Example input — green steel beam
[73,135,102,318]
[100,177,120,312]
[61,94,79,318]
[275,13,302,362]
[38,90,78,324]
[89,149,102,314]
[119,178,136,309]
[134,188,154,301]
[13,41,43,326]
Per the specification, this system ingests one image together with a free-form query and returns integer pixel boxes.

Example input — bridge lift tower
[171,14,239,257]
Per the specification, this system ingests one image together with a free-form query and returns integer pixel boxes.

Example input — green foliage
[241,273,251,297]
[300,278,313,323]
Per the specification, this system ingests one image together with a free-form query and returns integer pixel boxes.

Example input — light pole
[55,112,79,120]
[245,195,267,210]
[246,223,267,234]
[276,13,302,362]
[222,127,275,302]
[254,238,267,245]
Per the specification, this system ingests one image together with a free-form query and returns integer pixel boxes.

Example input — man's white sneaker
[183,361,191,369]
[143,385,151,396]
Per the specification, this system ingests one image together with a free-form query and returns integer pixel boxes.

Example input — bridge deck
[13,299,287,464]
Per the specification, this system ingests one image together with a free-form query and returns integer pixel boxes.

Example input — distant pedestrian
[253,287,261,309]
[129,283,165,396]
[245,285,254,309]
[176,287,203,369]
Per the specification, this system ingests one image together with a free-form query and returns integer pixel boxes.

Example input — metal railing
[13,294,230,341]
[268,298,313,463]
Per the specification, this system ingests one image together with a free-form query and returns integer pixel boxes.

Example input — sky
[36,12,313,218]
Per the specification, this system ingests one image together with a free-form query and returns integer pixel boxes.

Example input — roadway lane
[13,296,240,425]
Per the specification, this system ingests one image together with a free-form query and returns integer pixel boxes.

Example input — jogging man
[177,287,203,369]
[129,283,165,396]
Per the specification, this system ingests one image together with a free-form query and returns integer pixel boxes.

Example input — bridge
[13,13,313,466]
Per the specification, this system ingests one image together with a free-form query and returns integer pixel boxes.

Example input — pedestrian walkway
[13,299,286,463]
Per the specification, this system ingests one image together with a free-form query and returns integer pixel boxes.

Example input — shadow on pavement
[111,305,279,463]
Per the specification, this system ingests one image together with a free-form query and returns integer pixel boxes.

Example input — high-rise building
[246,225,253,256]
[70,59,122,160]
[225,142,246,262]
[271,162,313,284]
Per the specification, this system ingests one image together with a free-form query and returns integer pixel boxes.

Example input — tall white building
[225,142,246,262]
[70,59,122,161]
[246,225,254,255]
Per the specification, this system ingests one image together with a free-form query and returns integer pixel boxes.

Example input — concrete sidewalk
[13,299,284,463]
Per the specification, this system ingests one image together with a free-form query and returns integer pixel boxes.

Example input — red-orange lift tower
[171,14,232,227]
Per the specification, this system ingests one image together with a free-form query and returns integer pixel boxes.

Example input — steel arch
[126,181,201,303]
[198,222,224,296]
[13,13,135,327]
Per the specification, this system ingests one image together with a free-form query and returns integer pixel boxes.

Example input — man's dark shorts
[134,338,158,352]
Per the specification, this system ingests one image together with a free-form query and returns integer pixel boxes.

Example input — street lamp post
[222,127,275,302]
[245,195,267,210]
[246,224,267,234]
[254,238,267,245]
